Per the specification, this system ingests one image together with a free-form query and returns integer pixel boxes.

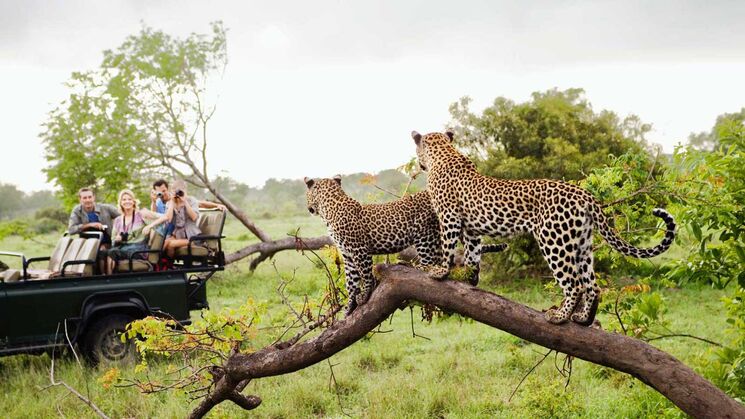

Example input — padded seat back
[48,236,73,271]
[196,209,226,252]
[3,269,21,282]
[59,238,85,274]
[147,230,165,264]
[70,238,100,275]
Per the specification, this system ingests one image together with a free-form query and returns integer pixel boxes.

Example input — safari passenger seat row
[1,208,226,281]
[2,236,100,282]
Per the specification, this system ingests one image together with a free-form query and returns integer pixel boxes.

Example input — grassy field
[0,216,733,418]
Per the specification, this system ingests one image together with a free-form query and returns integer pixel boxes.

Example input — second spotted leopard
[305,175,505,315]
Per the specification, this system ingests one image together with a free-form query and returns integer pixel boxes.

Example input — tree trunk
[191,264,745,419]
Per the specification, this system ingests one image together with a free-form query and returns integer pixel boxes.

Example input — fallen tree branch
[189,264,745,419]
[225,235,334,267]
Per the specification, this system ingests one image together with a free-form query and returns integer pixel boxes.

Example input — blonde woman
[106,190,160,274]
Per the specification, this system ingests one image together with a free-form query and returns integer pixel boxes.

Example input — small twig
[409,306,430,340]
[44,324,110,419]
[371,184,401,199]
[562,354,574,389]
[327,360,352,418]
[644,334,722,347]
[509,349,553,402]
[614,291,628,335]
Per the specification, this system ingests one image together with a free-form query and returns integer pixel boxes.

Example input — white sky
[1,0,745,192]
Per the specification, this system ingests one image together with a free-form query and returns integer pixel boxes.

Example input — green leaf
[692,223,703,242]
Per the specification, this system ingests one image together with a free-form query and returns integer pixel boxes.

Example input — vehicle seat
[115,230,165,272]
[174,209,226,264]
[68,237,101,276]
[29,238,86,280]
[2,269,21,282]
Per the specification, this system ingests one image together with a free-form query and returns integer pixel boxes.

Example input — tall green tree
[40,22,227,209]
[448,88,651,180]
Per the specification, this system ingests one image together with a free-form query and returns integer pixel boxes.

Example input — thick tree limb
[225,235,334,267]
[190,264,745,419]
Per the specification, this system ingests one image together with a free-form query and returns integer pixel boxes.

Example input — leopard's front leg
[340,250,362,316]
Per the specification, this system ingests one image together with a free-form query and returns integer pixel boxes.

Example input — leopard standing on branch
[304,175,506,316]
[410,131,676,326]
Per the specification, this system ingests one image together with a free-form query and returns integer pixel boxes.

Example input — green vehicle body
[0,267,214,358]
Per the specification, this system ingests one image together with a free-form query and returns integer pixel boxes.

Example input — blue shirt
[156,198,167,214]
[86,211,100,223]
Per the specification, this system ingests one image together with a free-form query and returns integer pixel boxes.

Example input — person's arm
[141,211,168,236]
[139,208,160,221]
[67,207,103,233]
[150,190,158,212]
[111,217,122,245]
[67,208,84,235]
[198,200,227,211]
[161,200,175,223]
[185,197,199,222]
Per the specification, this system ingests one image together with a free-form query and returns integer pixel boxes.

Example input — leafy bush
[32,217,64,235]
[34,206,68,224]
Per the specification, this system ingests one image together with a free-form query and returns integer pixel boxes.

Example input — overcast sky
[2,0,745,193]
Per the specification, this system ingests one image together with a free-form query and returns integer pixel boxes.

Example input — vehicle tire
[82,314,138,365]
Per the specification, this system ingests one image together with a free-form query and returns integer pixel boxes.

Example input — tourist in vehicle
[67,187,120,247]
[148,180,202,259]
[151,178,226,216]
[150,179,175,237]
[106,189,161,274]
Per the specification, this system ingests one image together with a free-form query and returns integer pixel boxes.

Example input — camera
[156,191,163,198]
[175,190,185,197]
[120,231,129,242]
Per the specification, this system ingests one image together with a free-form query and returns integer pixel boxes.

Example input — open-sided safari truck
[0,208,227,364]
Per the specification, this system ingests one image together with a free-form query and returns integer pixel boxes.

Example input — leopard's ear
[445,131,455,142]
[304,177,315,189]
[411,130,422,146]
[333,174,342,185]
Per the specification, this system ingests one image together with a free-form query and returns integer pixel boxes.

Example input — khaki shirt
[67,203,121,235]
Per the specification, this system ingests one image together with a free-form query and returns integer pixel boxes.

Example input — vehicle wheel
[82,314,138,365]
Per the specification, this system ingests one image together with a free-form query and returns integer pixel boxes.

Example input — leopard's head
[411,130,455,172]
[304,175,343,218]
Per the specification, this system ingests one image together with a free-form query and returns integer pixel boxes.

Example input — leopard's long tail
[590,204,676,258]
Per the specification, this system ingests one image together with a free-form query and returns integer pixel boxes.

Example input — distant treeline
[0,168,426,222]
[195,169,427,219]
[0,185,58,220]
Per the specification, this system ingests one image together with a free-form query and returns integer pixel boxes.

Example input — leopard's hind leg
[462,230,482,286]
[572,213,600,325]
[536,219,583,325]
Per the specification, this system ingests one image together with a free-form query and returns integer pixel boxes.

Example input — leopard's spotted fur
[305,175,506,315]
[411,131,676,325]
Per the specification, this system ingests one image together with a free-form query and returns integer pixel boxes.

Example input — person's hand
[143,225,152,236]
[150,190,157,202]
[115,234,122,243]
[217,204,227,212]
[88,222,104,230]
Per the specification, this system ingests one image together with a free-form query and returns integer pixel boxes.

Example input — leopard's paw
[356,288,373,306]
[421,265,449,280]
[344,300,358,317]
[544,308,570,325]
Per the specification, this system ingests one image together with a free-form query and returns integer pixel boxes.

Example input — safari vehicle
[0,209,226,364]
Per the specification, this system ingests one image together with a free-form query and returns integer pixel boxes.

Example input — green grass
[0,217,734,418]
